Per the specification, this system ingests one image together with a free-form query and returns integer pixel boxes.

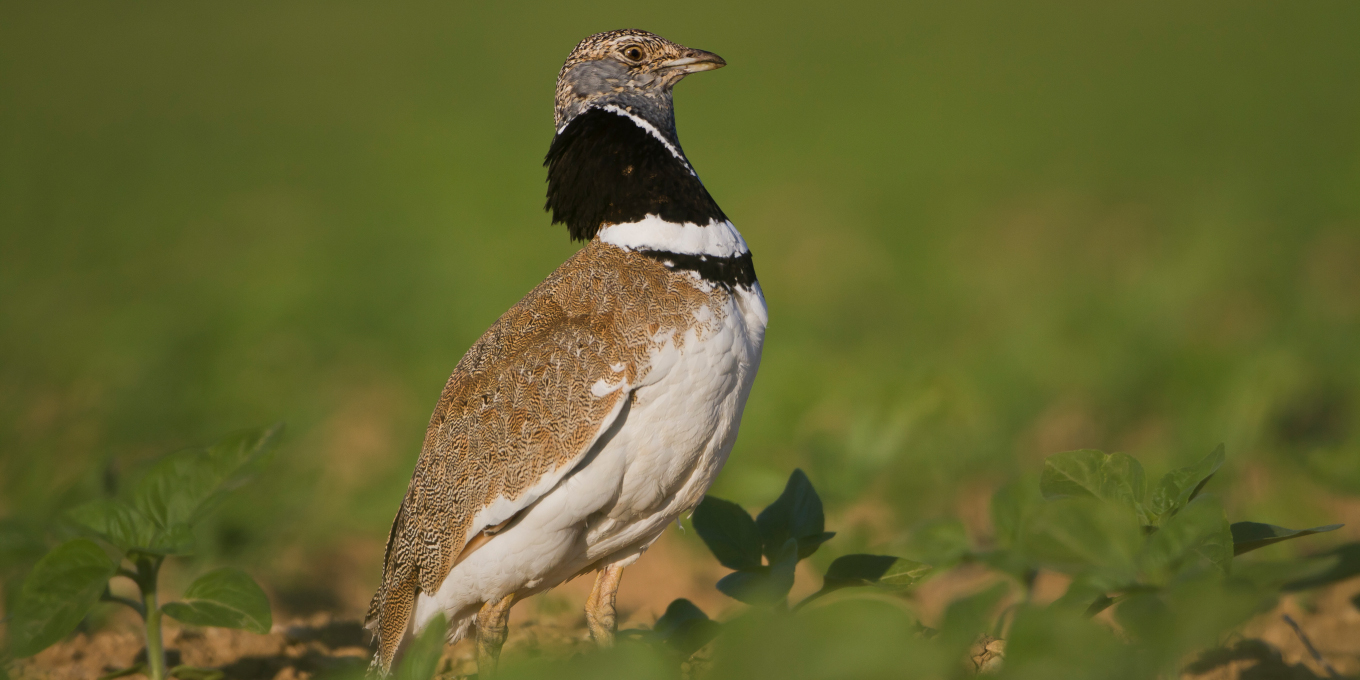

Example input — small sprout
[4,425,283,680]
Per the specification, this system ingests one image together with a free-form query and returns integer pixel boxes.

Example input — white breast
[414,276,767,644]
[582,281,768,557]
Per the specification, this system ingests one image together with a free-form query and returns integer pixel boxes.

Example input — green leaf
[652,598,708,636]
[394,612,446,680]
[822,554,931,591]
[755,469,835,560]
[1139,495,1233,583]
[7,539,117,657]
[1021,497,1142,586]
[991,479,1042,549]
[1230,521,1343,556]
[906,518,971,566]
[134,425,282,533]
[796,554,931,612]
[64,499,193,556]
[67,499,156,551]
[875,559,935,590]
[1040,450,1148,521]
[716,538,798,606]
[161,567,272,634]
[1148,444,1225,521]
[692,496,762,570]
[651,599,720,657]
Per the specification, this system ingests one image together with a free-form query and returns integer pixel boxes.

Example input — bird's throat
[544,106,727,242]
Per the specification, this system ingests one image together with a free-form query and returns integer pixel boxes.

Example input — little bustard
[365,29,766,674]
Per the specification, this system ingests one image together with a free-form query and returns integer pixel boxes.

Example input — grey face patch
[568,59,629,98]
[558,59,679,144]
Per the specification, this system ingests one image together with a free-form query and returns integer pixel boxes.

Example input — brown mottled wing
[363,243,713,671]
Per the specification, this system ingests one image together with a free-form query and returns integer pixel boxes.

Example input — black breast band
[637,249,756,290]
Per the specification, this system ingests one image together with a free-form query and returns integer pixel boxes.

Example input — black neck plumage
[543,107,728,242]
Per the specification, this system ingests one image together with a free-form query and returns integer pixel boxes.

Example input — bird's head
[553,29,725,139]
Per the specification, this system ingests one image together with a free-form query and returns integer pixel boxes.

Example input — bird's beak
[660,48,727,74]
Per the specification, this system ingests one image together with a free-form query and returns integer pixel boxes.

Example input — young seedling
[3,426,282,680]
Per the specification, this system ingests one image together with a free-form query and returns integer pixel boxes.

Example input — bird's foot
[586,563,626,647]
[476,594,516,677]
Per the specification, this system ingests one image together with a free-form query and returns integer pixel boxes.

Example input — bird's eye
[622,45,644,61]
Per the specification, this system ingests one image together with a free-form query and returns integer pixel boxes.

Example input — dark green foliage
[649,599,721,657]
[809,554,931,608]
[715,538,799,606]
[753,469,836,560]
[692,497,762,571]
[1229,522,1343,556]
[822,554,907,588]
[692,470,909,610]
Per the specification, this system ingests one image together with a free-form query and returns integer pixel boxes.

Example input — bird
[364,29,766,674]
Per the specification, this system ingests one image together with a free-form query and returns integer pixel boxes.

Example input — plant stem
[100,587,147,617]
[133,555,167,680]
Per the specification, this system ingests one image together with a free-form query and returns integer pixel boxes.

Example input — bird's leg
[476,594,516,676]
[585,562,626,647]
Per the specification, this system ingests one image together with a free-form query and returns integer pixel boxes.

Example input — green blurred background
[2,0,1358,615]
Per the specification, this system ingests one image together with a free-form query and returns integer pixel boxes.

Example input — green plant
[636,469,928,658]
[3,426,282,680]
[969,446,1343,618]
[636,448,1354,678]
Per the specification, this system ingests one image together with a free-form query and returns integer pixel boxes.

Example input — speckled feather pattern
[364,240,733,665]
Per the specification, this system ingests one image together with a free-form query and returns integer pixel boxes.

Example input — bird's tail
[366,500,420,673]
